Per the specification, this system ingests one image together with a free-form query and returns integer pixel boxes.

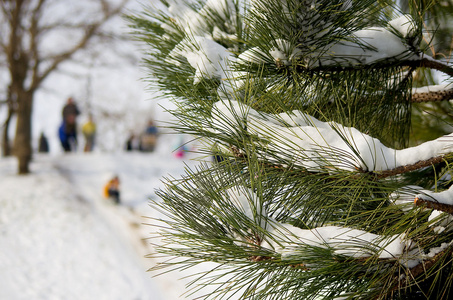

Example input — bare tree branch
[30,0,129,91]
[29,0,45,92]
[0,0,132,172]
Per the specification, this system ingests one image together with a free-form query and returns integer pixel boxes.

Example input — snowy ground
[0,136,209,300]
[1,2,222,298]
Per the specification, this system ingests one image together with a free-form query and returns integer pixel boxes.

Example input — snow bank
[0,156,162,300]
[0,148,203,300]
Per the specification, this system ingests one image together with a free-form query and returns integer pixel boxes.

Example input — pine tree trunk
[14,91,33,174]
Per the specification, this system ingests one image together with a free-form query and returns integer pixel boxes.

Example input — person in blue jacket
[59,97,80,152]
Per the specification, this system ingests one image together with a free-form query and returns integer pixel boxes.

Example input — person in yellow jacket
[103,175,120,204]
[82,114,96,152]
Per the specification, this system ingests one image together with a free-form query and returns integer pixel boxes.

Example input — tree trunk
[2,119,11,157]
[14,91,33,174]
[2,104,15,157]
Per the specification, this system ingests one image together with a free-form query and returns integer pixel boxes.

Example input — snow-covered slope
[0,147,202,300]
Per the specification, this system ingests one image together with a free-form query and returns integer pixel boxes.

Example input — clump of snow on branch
[163,0,237,38]
[416,185,453,206]
[269,39,303,66]
[167,36,235,83]
[389,185,453,234]
[424,240,453,259]
[224,187,419,265]
[312,14,419,67]
[428,210,453,234]
[250,0,342,43]
[224,187,268,229]
[388,14,417,38]
[211,100,453,172]
[161,0,240,84]
[223,186,453,268]
[265,223,417,263]
[245,3,419,68]
[390,185,424,212]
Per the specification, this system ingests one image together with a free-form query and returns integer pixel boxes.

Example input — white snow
[390,185,424,212]
[168,36,235,84]
[210,100,453,172]
[269,39,303,66]
[228,13,419,69]
[226,187,263,220]
[313,15,419,67]
[165,0,237,37]
[315,28,412,66]
[237,47,267,65]
[412,83,453,94]
[261,222,418,264]
[425,240,453,258]
[0,141,209,299]
[416,184,453,206]
[428,210,453,234]
[165,0,206,36]
[0,2,228,298]
[388,14,417,38]
[224,186,268,230]
[222,187,418,264]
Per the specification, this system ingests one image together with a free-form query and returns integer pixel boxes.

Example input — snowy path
[0,152,200,300]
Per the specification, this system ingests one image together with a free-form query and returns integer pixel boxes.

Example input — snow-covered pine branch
[162,0,238,38]
[166,36,234,84]
[414,185,453,214]
[310,15,420,67]
[131,1,453,298]
[211,100,453,173]
[264,223,418,265]
[161,6,422,84]
[223,186,451,271]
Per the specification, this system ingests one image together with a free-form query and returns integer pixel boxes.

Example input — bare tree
[0,0,129,174]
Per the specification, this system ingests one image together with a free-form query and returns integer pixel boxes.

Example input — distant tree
[131,0,453,299]
[0,0,129,174]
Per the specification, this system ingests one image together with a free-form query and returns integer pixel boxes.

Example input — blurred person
[125,133,140,151]
[103,175,120,204]
[60,97,80,152]
[38,132,49,153]
[59,122,75,152]
[140,120,158,152]
[82,114,96,152]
